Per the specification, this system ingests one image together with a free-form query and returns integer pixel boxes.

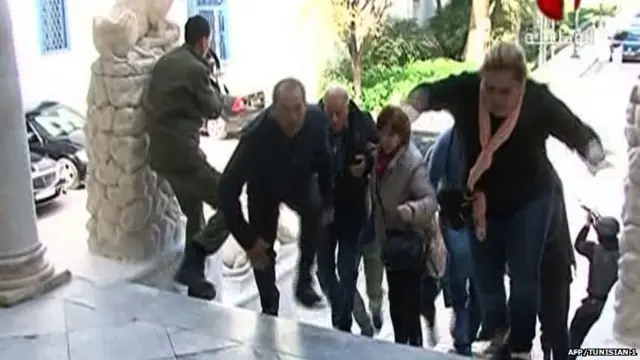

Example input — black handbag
[374,182,426,271]
[435,126,473,230]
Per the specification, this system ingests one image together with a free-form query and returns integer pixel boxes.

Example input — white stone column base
[0,243,71,307]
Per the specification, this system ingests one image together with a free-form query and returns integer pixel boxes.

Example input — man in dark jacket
[143,15,231,301]
[217,78,334,314]
[315,85,378,334]
[568,213,620,353]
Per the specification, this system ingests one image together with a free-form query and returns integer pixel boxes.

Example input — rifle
[580,204,601,225]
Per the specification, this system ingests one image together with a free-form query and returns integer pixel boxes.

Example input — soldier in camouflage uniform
[142,15,231,300]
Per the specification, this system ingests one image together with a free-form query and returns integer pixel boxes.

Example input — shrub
[362,19,442,69]
[360,59,474,111]
[426,0,471,61]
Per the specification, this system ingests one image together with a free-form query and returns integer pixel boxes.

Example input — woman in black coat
[401,42,604,359]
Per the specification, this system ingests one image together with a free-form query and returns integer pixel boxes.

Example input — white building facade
[7,0,333,113]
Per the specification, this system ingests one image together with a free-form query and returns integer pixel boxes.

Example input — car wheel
[57,157,80,190]
[207,117,228,140]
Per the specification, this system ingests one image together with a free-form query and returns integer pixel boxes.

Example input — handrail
[532,20,598,70]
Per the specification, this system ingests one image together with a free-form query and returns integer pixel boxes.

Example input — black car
[25,101,88,190]
[30,151,65,205]
[610,26,640,62]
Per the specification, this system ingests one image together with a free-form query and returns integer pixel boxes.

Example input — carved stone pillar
[0,0,70,306]
[615,79,640,347]
[84,2,184,267]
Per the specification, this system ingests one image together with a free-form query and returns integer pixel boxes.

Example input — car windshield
[33,106,85,138]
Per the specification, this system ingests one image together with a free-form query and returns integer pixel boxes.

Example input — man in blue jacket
[217,78,334,314]
[428,126,482,356]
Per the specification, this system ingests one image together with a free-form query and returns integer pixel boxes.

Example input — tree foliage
[305,0,392,99]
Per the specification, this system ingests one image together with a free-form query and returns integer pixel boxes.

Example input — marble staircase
[0,277,462,360]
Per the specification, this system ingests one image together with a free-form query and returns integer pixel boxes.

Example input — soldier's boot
[174,242,216,300]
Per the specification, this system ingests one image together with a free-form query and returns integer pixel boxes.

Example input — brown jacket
[143,44,227,173]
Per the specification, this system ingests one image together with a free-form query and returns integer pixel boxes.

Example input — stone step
[38,278,464,360]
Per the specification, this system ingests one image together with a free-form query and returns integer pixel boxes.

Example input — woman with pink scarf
[402,42,605,359]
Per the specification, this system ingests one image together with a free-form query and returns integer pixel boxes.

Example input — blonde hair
[480,42,527,82]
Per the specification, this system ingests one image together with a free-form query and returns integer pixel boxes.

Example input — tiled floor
[0,279,461,360]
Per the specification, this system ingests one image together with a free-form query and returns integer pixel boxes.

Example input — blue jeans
[316,223,363,331]
[471,193,554,353]
[443,227,482,355]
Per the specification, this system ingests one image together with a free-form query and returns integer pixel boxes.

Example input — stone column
[83,2,185,287]
[615,79,640,347]
[0,0,70,306]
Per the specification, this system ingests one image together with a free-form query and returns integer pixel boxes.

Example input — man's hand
[247,238,271,270]
[348,154,366,178]
[397,204,413,223]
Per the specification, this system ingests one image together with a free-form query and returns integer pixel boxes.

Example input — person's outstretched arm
[405,164,438,226]
[402,73,476,120]
[574,224,596,261]
[217,135,257,251]
[541,85,605,167]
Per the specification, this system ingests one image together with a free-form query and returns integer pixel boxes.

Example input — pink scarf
[467,85,524,240]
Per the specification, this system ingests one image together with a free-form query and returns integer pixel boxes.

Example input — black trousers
[387,268,423,346]
[539,180,572,360]
[539,241,572,360]
[247,180,322,315]
[569,297,606,350]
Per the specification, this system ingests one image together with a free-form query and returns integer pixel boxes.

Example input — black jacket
[217,105,334,250]
[575,226,619,299]
[318,100,378,227]
[408,72,601,217]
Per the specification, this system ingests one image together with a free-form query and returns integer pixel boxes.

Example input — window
[188,0,230,61]
[33,105,85,138]
[37,0,70,53]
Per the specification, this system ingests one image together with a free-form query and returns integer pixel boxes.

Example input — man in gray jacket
[143,15,231,300]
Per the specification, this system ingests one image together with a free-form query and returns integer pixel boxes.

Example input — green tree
[303,0,392,99]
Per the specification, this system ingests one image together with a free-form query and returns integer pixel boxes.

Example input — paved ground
[34,61,640,358]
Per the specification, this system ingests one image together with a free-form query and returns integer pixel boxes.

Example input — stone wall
[85,52,183,261]
[616,78,640,346]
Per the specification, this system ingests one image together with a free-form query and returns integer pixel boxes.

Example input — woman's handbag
[382,227,426,270]
[374,184,427,271]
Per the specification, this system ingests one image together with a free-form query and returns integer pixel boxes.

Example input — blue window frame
[188,0,230,61]
[37,0,71,54]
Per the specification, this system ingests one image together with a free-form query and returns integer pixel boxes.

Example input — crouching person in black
[568,212,620,353]
[372,105,438,346]
[217,78,334,314]
[316,85,379,333]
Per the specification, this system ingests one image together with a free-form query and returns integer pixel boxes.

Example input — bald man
[218,78,334,313]
[316,85,380,335]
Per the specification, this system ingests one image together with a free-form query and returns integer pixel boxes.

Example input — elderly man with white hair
[315,84,381,336]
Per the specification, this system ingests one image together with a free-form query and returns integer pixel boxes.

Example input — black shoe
[482,328,510,357]
[295,282,323,308]
[372,310,383,331]
[174,242,216,300]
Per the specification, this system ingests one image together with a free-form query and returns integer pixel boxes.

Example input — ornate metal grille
[38,0,70,53]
